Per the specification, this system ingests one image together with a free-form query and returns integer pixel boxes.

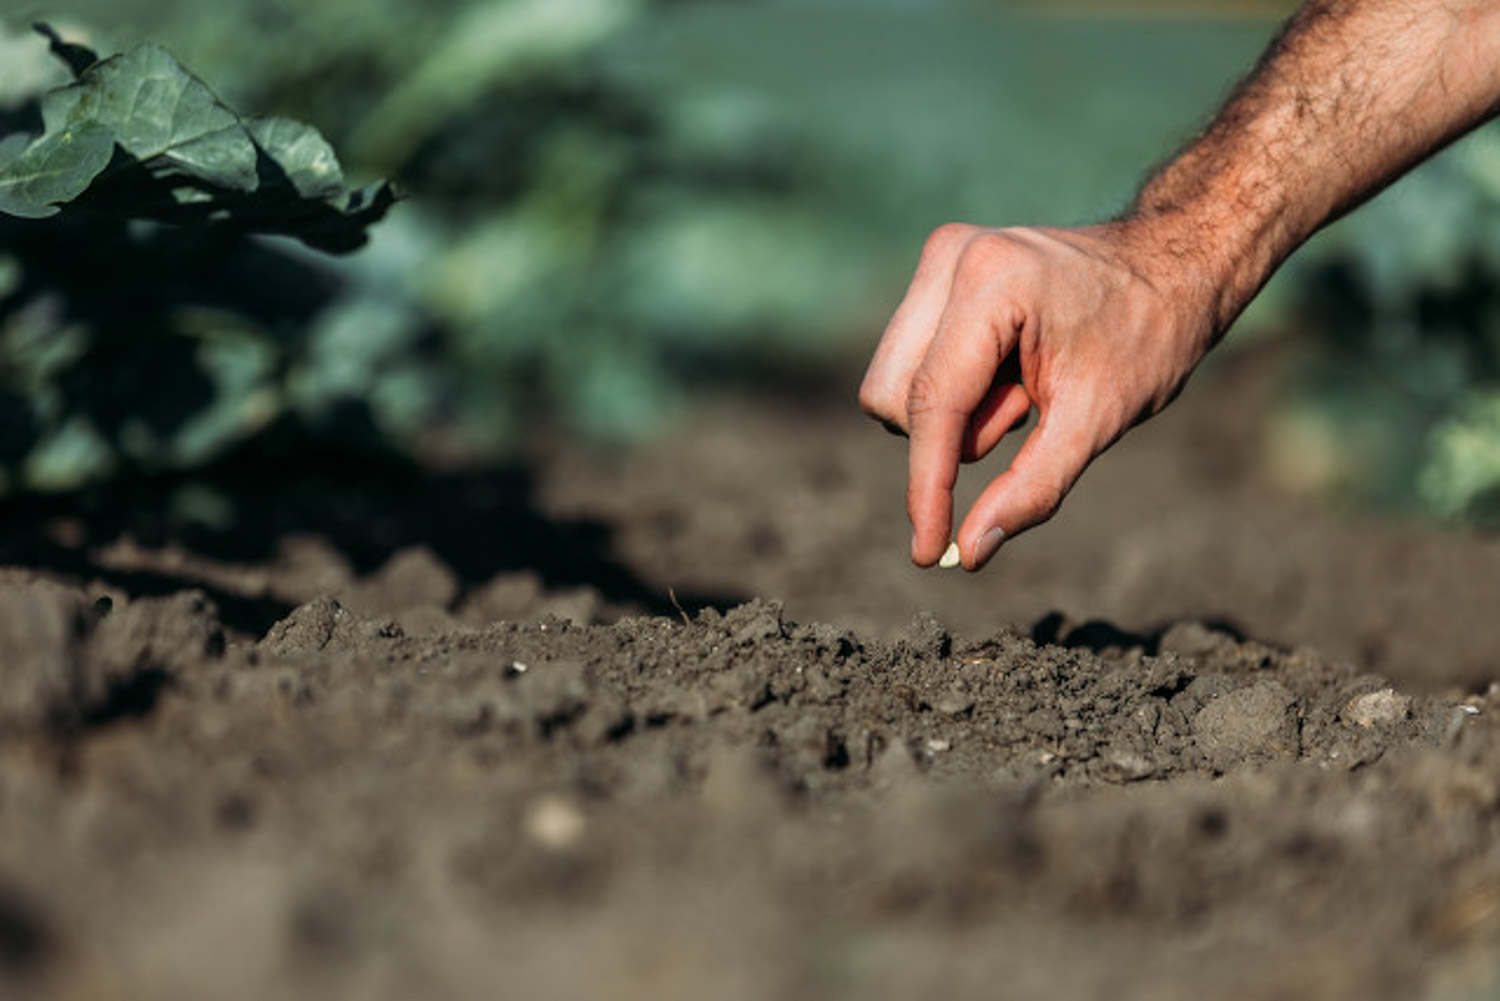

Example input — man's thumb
[957,414,1092,569]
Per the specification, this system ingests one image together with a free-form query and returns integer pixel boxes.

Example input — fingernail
[969,526,1006,569]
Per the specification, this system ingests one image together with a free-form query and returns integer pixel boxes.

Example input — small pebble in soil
[1344,688,1411,728]
[939,542,961,569]
[926,738,952,753]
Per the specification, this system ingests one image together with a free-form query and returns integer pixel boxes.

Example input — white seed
[938,542,961,569]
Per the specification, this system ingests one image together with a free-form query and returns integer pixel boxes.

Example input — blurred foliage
[0,20,402,492]
[1,0,1498,529]
[1270,127,1500,527]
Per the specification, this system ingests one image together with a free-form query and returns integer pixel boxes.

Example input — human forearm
[1127,0,1500,344]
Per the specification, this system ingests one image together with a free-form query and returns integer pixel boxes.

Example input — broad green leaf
[42,44,258,191]
[0,121,114,218]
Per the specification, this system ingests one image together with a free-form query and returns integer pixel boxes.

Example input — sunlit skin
[859,0,1500,570]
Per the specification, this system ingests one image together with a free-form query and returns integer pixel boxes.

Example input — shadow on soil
[0,438,745,638]
[1030,610,1251,656]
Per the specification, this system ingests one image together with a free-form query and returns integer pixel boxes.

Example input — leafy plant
[0,24,395,251]
[0,22,415,494]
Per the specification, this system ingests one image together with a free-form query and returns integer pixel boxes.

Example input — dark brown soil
[1,341,1498,1000]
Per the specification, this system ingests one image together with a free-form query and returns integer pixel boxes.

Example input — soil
[1,339,1498,1001]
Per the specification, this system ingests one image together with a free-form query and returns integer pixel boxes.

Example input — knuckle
[952,237,1013,287]
[955,230,1044,291]
[961,231,1011,265]
[906,369,944,421]
[922,222,971,259]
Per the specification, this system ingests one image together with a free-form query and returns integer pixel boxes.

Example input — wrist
[1113,201,1287,351]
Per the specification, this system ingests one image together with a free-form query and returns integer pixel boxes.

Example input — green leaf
[43,43,259,192]
[0,122,114,218]
[0,30,395,251]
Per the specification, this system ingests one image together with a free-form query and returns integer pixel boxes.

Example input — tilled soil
[1,342,1499,1000]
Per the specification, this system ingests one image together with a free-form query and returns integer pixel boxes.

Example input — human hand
[859,222,1220,570]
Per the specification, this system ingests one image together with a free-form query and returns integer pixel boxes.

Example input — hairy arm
[1134,0,1500,344]
[860,0,1500,570]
